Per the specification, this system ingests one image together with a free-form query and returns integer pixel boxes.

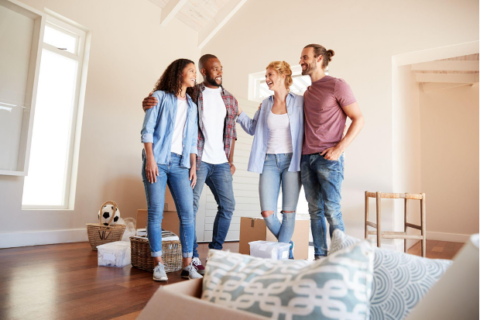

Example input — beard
[206,73,221,87]
[301,60,317,76]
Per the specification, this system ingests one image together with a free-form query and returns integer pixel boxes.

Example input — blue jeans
[142,153,194,258]
[260,154,301,256]
[192,161,235,257]
[301,153,345,257]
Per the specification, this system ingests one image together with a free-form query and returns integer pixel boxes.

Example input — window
[250,65,327,101]
[22,16,88,209]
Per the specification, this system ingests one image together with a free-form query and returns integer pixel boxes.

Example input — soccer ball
[98,204,124,226]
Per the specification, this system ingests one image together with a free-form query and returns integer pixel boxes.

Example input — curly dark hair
[153,59,197,101]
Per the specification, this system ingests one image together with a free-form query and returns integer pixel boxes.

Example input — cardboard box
[164,186,177,212]
[138,279,266,320]
[136,209,180,235]
[239,217,310,260]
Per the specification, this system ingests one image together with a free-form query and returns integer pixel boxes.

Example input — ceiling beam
[412,61,479,72]
[421,82,471,93]
[415,73,479,84]
[198,0,248,49]
[160,0,188,27]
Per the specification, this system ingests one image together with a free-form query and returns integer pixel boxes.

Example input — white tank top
[266,111,293,154]
[171,97,188,155]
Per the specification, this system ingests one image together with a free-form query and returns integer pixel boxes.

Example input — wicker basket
[87,201,126,251]
[130,235,182,273]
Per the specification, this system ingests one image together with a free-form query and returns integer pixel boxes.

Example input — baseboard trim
[427,231,470,243]
[0,228,88,249]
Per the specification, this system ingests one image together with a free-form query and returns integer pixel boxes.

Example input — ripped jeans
[259,153,302,257]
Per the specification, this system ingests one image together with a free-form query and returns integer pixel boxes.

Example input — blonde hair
[266,61,293,89]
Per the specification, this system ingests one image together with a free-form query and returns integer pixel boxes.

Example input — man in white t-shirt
[142,54,238,275]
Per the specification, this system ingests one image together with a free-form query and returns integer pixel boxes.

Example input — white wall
[392,65,422,249]
[0,0,200,247]
[420,84,479,241]
[201,0,479,240]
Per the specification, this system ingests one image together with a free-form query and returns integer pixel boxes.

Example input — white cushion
[202,240,374,320]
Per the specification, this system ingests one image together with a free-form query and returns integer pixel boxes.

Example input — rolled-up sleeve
[141,91,163,143]
[236,109,260,136]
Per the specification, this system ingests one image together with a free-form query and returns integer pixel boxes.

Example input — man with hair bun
[299,44,365,260]
[142,54,239,274]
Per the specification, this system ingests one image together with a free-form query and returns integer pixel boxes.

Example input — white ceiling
[149,0,246,48]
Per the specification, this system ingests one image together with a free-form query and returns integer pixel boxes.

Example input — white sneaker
[181,263,203,279]
[153,263,168,282]
[192,257,205,275]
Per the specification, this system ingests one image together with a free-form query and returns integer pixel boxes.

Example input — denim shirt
[236,92,304,173]
[141,90,198,169]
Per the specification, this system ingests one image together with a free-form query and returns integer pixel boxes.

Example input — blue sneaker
[289,241,295,259]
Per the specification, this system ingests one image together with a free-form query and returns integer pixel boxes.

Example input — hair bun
[327,49,335,61]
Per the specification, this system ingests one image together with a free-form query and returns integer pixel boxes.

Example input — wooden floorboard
[0,240,461,319]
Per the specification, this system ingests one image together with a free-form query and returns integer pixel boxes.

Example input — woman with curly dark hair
[140,58,201,281]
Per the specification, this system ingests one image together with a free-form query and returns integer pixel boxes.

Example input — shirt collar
[268,92,295,101]
[198,82,225,95]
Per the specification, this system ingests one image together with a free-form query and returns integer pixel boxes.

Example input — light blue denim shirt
[236,92,304,173]
[141,90,198,169]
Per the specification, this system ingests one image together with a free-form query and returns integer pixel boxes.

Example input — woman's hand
[258,103,261,110]
[145,156,159,184]
[189,167,197,189]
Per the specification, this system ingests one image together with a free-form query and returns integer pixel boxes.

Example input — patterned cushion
[202,241,374,320]
[330,230,452,320]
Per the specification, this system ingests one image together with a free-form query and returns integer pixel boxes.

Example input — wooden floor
[407,239,465,259]
[0,240,463,320]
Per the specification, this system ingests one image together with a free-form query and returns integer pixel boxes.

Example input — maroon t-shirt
[303,76,356,154]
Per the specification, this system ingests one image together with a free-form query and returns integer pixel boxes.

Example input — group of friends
[140,43,364,282]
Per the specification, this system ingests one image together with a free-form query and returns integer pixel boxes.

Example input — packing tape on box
[251,218,262,228]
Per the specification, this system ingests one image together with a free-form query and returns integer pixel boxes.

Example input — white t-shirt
[266,111,293,154]
[171,97,188,155]
[201,87,228,164]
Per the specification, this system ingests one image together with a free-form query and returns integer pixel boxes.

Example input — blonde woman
[236,61,304,259]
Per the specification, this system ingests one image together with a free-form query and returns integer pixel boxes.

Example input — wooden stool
[365,192,426,257]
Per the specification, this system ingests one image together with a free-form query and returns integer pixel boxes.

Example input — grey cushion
[330,230,452,320]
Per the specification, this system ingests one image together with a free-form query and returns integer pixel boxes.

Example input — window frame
[248,65,330,102]
[22,14,89,210]
[248,65,311,102]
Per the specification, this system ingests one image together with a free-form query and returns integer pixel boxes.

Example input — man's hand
[189,167,197,189]
[142,92,158,112]
[237,105,243,116]
[321,145,343,161]
[229,163,236,175]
